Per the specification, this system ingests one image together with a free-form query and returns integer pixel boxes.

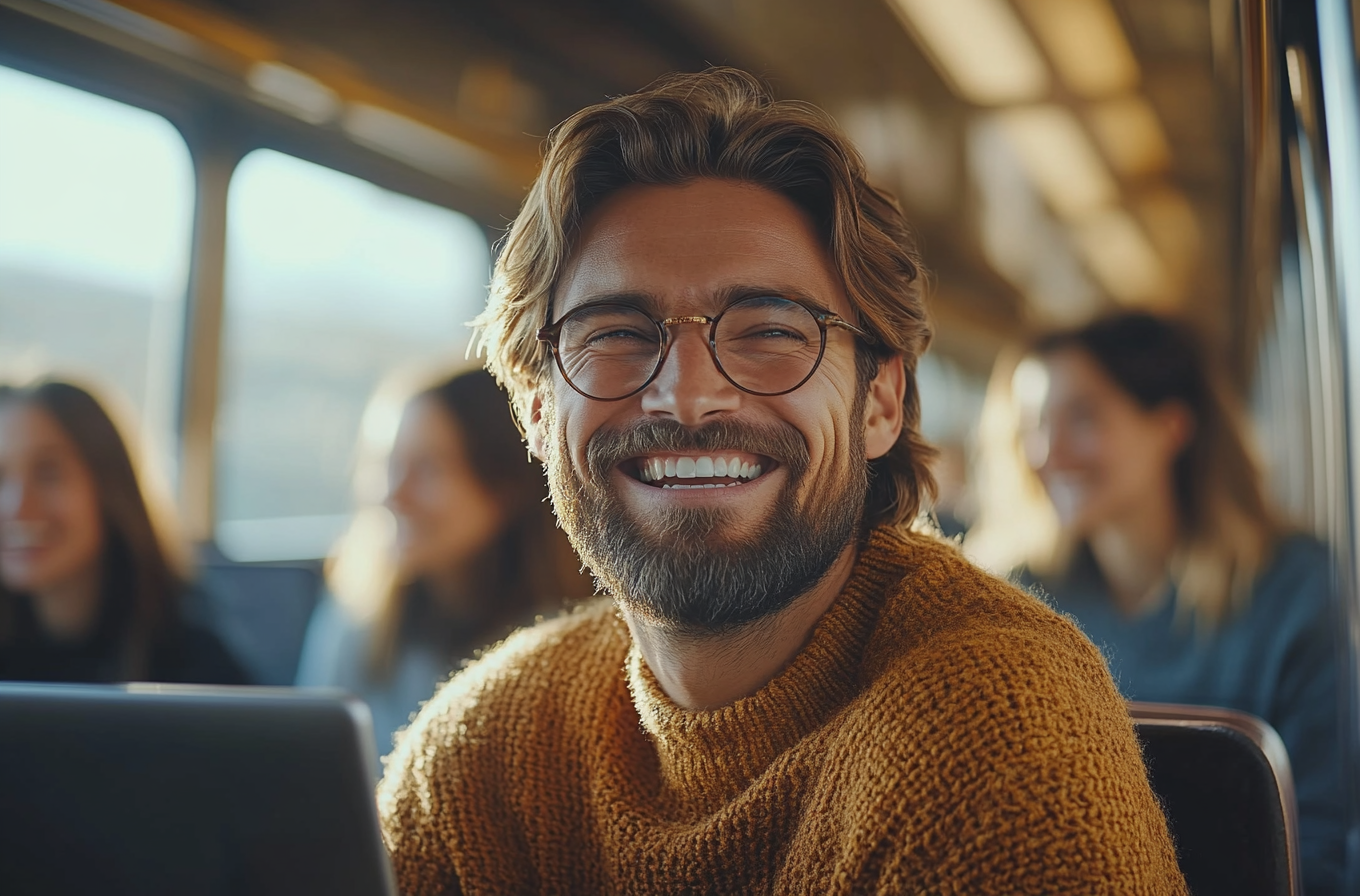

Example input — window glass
[217,149,490,561]
[0,64,194,479]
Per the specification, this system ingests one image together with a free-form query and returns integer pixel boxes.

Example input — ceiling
[104,0,1243,373]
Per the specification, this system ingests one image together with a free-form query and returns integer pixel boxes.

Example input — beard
[543,408,870,635]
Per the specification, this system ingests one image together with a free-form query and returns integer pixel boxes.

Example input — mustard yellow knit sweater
[378,527,1187,895]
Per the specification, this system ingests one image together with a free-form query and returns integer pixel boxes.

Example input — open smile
[0,522,52,551]
[626,452,774,489]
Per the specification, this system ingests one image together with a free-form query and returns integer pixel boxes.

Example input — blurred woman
[295,368,593,762]
[969,311,1346,895]
[0,380,248,684]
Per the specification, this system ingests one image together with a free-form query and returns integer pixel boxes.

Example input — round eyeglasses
[536,295,876,401]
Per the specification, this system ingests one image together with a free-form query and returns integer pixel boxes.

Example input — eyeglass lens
[554,296,826,400]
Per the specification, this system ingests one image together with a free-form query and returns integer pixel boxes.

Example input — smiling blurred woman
[295,368,593,762]
[968,311,1347,896]
[0,380,247,684]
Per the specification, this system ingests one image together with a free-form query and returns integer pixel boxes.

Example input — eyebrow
[552,285,833,320]
[552,292,658,319]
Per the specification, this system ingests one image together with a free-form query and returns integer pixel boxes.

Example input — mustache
[584,417,809,483]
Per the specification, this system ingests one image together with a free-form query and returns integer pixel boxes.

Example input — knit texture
[378,527,1188,895]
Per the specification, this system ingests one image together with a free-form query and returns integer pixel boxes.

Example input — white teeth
[636,455,767,484]
[2,525,49,549]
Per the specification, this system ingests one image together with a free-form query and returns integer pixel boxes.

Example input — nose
[0,477,35,521]
[383,468,413,517]
[639,322,742,425]
[1035,421,1078,475]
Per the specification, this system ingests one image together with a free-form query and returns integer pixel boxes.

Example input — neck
[31,563,104,642]
[621,540,859,711]
[1087,484,1180,616]
[418,560,478,615]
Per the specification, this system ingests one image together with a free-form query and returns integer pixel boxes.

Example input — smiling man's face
[526,178,903,632]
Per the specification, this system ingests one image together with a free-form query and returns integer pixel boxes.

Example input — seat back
[194,551,323,686]
[1130,702,1301,896]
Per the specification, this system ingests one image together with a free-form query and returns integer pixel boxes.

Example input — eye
[560,306,660,355]
[740,324,808,342]
[33,457,65,485]
[717,298,819,350]
[583,324,657,347]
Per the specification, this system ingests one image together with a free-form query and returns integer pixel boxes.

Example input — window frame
[0,4,509,548]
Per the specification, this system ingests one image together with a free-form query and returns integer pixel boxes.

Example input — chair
[194,545,323,685]
[1129,702,1302,896]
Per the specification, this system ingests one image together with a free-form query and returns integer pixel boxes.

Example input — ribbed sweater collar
[625,526,916,811]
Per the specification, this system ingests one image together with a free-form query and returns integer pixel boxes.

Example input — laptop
[0,682,398,896]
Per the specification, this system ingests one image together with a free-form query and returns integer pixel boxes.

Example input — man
[378,68,1187,895]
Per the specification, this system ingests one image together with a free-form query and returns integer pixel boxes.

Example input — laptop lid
[0,682,398,896]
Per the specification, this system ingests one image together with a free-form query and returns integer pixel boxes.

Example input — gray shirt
[294,595,451,774]
[1023,534,1348,896]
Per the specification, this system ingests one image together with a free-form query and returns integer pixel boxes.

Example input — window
[216,149,491,561]
[0,64,194,478]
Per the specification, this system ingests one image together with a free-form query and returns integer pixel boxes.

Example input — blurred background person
[0,379,248,685]
[927,440,973,541]
[968,311,1346,895]
[295,368,594,763]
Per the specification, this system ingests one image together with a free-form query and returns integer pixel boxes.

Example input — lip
[0,544,44,568]
[0,539,46,554]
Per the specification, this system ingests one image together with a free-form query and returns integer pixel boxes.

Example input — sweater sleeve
[833,622,1188,895]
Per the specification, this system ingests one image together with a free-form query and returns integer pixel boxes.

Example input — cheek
[425,492,502,563]
[789,372,855,453]
[393,477,452,556]
[1115,430,1177,492]
[406,479,468,541]
[547,395,610,475]
[1068,427,1111,469]
[1046,419,1112,475]
[1051,421,1161,507]
[47,481,104,571]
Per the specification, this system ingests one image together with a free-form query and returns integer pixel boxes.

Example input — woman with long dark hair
[970,311,1347,895]
[0,380,247,684]
[295,368,594,760]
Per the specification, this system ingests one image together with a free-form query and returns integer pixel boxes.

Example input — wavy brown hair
[474,67,937,529]
[0,380,187,678]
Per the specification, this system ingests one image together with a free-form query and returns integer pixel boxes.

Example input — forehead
[555,179,848,316]
[394,396,467,457]
[1025,348,1128,414]
[0,403,70,454]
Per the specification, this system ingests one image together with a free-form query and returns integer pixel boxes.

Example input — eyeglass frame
[535,296,878,402]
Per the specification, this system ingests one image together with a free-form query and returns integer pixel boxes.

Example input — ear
[1156,400,1195,457]
[863,354,906,461]
[524,390,548,461]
